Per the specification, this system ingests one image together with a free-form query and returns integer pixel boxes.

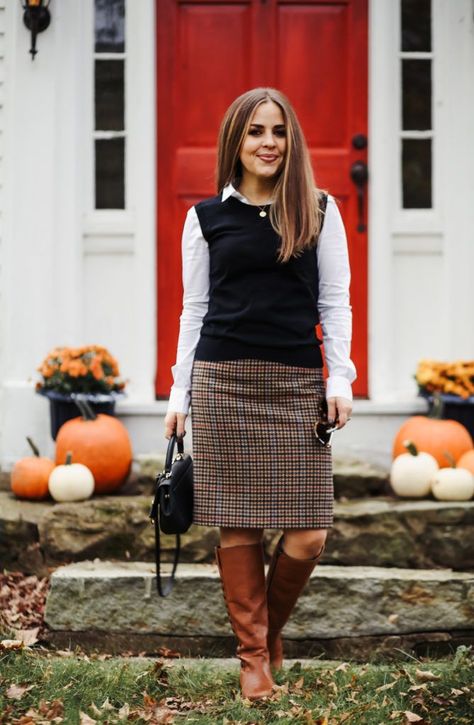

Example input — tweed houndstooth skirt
[190,358,334,528]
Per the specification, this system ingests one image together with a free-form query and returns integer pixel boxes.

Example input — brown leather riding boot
[265,534,325,671]
[215,541,275,701]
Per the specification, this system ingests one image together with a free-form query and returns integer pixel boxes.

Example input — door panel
[156,0,368,399]
[279,6,349,149]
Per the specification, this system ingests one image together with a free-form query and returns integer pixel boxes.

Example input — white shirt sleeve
[317,195,358,401]
[166,206,210,415]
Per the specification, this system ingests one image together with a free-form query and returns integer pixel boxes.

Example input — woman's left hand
[327,396,352,429]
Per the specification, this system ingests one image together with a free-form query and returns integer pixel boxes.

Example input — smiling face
[239,100,287,185]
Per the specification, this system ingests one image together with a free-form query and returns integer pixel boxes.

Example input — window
[400,0,432,209]
[94,0,126,209]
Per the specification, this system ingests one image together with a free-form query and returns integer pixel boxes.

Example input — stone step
[331,497,474,570]
[43,560,474,662]
[2,490,473,575]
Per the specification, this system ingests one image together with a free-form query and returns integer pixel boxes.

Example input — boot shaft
[266,535,325,634]
[214,541,275,700]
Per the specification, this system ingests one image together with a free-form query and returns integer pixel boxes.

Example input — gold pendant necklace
[257,201,272,217]
[235,183,272,217]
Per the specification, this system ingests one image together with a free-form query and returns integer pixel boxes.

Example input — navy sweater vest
[193,192,327,368]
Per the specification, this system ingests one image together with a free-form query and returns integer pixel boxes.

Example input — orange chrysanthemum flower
[35,344,128,396]
[415,359,474,399]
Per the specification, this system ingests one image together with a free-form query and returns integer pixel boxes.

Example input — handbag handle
[163,432,185,472]
[151,432,185,597]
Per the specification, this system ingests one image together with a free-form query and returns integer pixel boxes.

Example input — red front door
[155,0,368,400]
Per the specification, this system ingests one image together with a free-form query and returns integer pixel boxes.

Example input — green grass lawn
[0,643,472,724]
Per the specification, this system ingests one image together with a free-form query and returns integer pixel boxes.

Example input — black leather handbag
[149,433,194,596]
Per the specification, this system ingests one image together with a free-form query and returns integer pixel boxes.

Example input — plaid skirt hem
[191,518,334,529]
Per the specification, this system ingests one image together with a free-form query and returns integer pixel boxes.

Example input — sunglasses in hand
[314,397,339,447]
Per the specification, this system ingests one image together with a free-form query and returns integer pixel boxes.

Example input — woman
[164,87,357,701]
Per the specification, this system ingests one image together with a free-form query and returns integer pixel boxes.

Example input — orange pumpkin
[10,437,55,500]
[55,400,132,494]
[457,449,474,475]
[392,416,473,468]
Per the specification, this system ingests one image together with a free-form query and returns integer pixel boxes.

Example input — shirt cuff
[167,387,191,415]
[325,375,353,401]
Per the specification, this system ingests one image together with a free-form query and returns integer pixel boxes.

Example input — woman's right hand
[164,411,188,440]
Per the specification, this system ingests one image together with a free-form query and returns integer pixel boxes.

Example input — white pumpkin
[48,451,95,502]
[431,466,474,501]
[390,440,439,498]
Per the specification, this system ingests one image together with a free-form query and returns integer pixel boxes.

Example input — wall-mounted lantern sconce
[19,0,52,61]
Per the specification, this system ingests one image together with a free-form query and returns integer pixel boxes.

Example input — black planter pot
[420,391,474,440]
[37,390,125,440]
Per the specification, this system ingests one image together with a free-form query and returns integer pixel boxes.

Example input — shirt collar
[222,181,274,205]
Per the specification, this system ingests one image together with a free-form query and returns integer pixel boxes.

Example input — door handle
[350,160,368,233]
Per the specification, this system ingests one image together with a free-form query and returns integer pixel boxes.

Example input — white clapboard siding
[0,0,5,466]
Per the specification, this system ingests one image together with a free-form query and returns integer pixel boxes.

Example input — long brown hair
[216,87,327,263]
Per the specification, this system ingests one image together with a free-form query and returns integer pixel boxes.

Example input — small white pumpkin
[48,451,95,502]
[390,440,439,498]
[431,451,474,501]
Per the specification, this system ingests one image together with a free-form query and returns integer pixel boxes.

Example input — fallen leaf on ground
[408,684,428,692]
[5,683,35,699]
[0,572,50,640]
[117,703,130,718]
[88,703,103,717]
[0,639,25,651]
[415,668,441,682]
[17,708,52,724]
[293,676,305,691]
[38,699,64,719]
[431,695,455,706]
[151,706,175,723]
[157,646,181,658]
[334,662,350,672]
[375,680,398,692]
[79,713,96,725]
[403,711,424,723]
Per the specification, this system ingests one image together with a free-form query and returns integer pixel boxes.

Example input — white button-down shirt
[167,182,357,415]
